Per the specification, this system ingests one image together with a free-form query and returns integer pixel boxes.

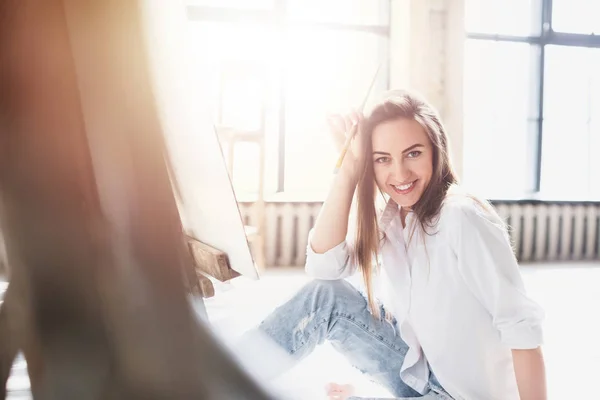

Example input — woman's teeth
[393,182,414,191]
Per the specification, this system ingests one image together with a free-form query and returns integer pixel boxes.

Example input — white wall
[389,0,465,180]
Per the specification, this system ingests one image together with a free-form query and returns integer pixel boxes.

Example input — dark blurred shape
[0,0,274,399]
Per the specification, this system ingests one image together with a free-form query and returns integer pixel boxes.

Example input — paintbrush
[332,62,383,174]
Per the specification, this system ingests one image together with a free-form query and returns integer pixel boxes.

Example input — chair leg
[252,234,266,273]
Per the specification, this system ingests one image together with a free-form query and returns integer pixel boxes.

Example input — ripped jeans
[236,279,453,400]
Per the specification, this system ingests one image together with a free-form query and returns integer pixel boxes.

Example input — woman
[239,90,546,400]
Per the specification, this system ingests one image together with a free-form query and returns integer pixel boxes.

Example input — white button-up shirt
[305,195,544,400]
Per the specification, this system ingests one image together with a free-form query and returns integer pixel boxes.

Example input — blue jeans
[237,279,453,400]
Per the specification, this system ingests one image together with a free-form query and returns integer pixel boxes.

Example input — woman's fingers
[328,110,365,159]
[342,114,353,135]
[347,110,364,143]
[349,108,362,126]
[328,114,355,146]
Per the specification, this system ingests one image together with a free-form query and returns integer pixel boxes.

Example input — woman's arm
[310,112,363,254]
[512,347,547,400]
[310,170,357,254]
[449,199,547,397]
[452,200,545,349]
[304,112,364,280]
[305,170,358,279]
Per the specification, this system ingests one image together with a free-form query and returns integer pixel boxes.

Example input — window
[542,45,600,199]
[464,0,600,200]
[284,28,388,195]
[285,0,389,26]
[463,40,538,198]
[187,0,274,9]
[187,21,279,195]
[186,1,390,199]
[552,0,600,34]
[464,0,540,36]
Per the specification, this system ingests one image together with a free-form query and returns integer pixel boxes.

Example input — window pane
[283,29,388,195]
[552,0,600,34]
[187,21,280,197]
[465,0,541,36]
[286,0,389,26]
[186,0,274,10]
[219,64,269,131]
[187,21,275,116]
[463,39,538,199]
[541,45,600,199]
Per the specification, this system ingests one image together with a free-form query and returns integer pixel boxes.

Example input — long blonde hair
[353,90,458,318]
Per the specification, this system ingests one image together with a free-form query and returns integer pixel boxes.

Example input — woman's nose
[390,160,411,182]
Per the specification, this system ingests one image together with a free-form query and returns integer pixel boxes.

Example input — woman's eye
[374,156,390,164]
[407,150,422,158]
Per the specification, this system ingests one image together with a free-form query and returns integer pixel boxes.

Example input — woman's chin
[389,190,420,209]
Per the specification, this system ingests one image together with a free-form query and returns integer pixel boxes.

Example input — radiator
[239,201,600,267]
[494,202,600,263]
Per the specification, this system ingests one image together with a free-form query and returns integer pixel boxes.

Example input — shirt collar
[379,198,415,234]
[379,198,399,233]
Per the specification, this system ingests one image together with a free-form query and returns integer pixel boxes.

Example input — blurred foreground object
[0,0,272,398]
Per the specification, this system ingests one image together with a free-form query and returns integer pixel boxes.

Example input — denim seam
[288,317,329,355]
[332,312,405,355]
[288,312,406,359]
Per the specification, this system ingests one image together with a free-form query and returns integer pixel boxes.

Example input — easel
[0,0,267,398]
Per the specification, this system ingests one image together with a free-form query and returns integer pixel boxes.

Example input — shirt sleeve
[304,229,358,280]
[452,202,545,349]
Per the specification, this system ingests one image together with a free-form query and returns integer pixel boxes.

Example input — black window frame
[466,0,600,195]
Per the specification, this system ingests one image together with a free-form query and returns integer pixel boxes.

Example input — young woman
[238,90,546,400]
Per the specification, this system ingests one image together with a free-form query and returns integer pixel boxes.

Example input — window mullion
[534,0,552,193]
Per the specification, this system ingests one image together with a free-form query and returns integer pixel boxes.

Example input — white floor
[202,262,600,400]
[3,262,600,399]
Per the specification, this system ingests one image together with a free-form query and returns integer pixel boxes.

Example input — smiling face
[371,117,433,210]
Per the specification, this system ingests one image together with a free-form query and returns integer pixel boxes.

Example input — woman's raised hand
[327,109,365,184]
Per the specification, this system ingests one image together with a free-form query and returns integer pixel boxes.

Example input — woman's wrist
[334,168,359,191]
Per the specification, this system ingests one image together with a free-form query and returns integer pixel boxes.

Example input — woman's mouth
[391,180,417,195]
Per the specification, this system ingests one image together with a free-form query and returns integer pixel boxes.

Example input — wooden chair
[214,61,267,271]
